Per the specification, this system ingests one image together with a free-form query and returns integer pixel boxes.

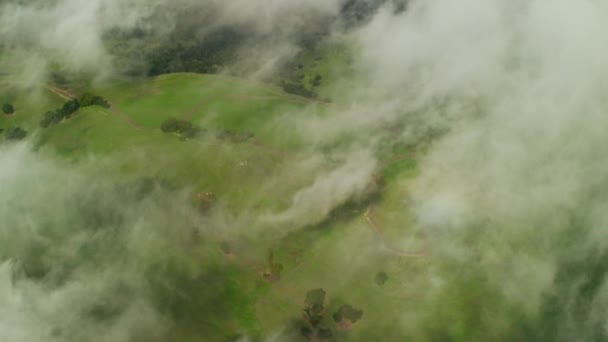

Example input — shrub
[161,118,179,133]
[375,271,389,285]
[5,127,27,141]
[40,111,55,128]
[2,103,14,114]
[80,93,110,108]
[312,75,322,87]
[161,118,204,139]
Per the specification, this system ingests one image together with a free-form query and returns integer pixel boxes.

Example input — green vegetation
[40,100,80,128]
[39,93,110,128]
[375,271,389,286]
[301,288,333,340]
[160,117,204,139]
[264,251,284,282]
[0,72,421,341]
[333,304,364,324]
[79,92,110,108]
[2,103,14,114]
[5,126,26,140]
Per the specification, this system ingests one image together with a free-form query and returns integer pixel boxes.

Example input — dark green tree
[92,96,110,108]
[40,111,56,128]
[161,118,204,139]
[161,118,180,133]
[40,110,66,128]
[305,288,326,308]
[79,93,95,106]
[5,127,27,141]
[375,271,389,286]
[2,103,14,114]
[333,304,364,324]
[79,93,110,108]
[61,99,80,118]
[299,289,334,341]
[312,75,322,87]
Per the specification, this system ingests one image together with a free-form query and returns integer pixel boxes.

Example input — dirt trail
[364,205,426,258]
[45,85,147,130]
[250,139,288,157]
[182,98,210,121]
[107,101,147,130]
[45,86,75,100]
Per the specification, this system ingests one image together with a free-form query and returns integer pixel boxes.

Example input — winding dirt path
[107,101,147,130]
[45,86,75,100]
[364,205,426,258]
[182,99,210,121]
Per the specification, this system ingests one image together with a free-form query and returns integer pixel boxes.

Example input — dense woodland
[103,0,408,96]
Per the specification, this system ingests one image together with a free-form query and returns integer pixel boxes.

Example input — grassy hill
[0,72,422,341]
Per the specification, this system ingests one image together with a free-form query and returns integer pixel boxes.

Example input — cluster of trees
[1,102,26,141]
[146,26,245,76]
[2,103,14,115]
[299,288,364,341]
[332,304,364,326]
[40,94,109,128]
[79,93,110,108]
[340,0,408,26]
[40,99,80,128]
[5,127,27,141]
[160,117,204,139]
[102,2,342,79]
[301,289,333,340]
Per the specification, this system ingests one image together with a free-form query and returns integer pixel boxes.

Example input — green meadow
[0,72,423,341]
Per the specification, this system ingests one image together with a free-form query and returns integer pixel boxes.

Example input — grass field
[0,72,422,341]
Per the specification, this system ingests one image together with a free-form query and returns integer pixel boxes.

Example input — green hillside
[0,72,422,341]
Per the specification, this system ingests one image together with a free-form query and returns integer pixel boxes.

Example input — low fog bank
[0,143,384,341]
[0,143,237,341]
[355,0,608,340]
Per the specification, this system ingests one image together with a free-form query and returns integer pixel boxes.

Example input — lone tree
[333,304,364,327]
[375,271,389,286]
[161,117,204,139]
[161,117,179,133]
[5,127,27,141]
[300,288,333,341]
[312,75,322,87]
[2,103,14,115]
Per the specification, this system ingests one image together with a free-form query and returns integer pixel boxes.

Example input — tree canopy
[2,103,14,114]
[5,127,27,141]
[333,304,364,324]
[160,117,204,139]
